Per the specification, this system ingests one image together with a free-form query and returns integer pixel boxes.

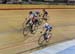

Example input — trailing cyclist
[25,11,40,33]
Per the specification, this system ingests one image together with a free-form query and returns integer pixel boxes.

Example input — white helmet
[44,23,49,27]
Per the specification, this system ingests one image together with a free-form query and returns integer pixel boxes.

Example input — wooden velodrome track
[0,5,75,54]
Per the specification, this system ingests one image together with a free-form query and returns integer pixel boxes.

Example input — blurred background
[0,0,75,5]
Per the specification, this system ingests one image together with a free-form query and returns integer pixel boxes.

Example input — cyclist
[42,9,48,21]
[42,22,52,41]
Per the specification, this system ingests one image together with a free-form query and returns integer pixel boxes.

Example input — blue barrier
[31,39,75,54]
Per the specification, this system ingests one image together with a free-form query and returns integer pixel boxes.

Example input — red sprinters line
[0,8,75,10]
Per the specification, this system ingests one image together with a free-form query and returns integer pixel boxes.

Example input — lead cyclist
[42,22,52,42]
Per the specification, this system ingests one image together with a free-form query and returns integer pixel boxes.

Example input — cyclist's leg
[43,31,48,41]
[32,19,38,30]
[44,17,47,22]
[34,19,39,29]
[36,19,39,25]
[30,20,36,33]
[43,15,48,22]
[46,28,52,41]
[44,29,50,42]
[29,23,34,33]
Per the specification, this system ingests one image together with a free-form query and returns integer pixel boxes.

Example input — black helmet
[35,11,40,14]
[29,11,32,14]
[43,9,45,12]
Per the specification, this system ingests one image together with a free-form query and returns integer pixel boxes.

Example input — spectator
[2,0,7,4]
[28,0,32,4]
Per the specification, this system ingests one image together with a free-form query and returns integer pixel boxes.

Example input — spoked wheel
[38,34,44,45]
[38,33,52,45]
[23,26,29,37]
[22,22,27,36]
[23,26,31,40]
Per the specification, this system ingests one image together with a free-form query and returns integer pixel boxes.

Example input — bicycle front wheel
[23,27,29,37]
[38,34,44,45]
